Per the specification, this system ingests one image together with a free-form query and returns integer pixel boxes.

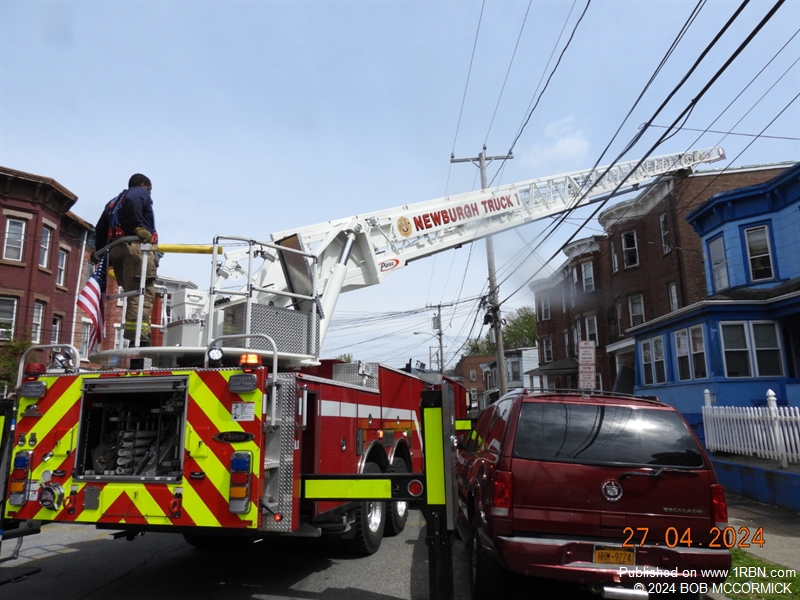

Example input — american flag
[77,255,108,352]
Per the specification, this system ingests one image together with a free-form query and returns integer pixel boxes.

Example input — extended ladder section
[91,147,724,368]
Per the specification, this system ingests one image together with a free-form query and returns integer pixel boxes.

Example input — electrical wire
[498,0,788,306]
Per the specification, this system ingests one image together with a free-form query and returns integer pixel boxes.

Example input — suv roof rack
[522,388,663,405]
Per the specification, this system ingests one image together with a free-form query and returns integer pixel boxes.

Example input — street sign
[578,341,596,364]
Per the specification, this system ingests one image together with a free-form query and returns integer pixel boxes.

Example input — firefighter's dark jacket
[95,187,157,251]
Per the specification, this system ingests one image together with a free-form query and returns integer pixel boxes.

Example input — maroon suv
[456,391,731,599]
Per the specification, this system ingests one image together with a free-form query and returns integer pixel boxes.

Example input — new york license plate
[593,545,635,565]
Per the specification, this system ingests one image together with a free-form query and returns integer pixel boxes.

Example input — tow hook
[170,493,183,518]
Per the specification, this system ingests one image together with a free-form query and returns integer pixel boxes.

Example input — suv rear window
[513,402,703,468]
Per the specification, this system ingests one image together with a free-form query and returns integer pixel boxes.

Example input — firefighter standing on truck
[95,173,159,347]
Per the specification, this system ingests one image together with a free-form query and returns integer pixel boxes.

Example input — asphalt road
[1,511,602,600]
[3,496,795,599]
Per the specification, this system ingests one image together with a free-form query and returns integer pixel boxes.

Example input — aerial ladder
[90,145,726,370]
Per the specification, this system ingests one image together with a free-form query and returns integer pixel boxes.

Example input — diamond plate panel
[222,303,320,356]
[259,373,297,532]
[332,362,380,390]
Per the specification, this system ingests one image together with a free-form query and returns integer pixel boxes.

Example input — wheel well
[361,441,389,472]
[390,440,412,470]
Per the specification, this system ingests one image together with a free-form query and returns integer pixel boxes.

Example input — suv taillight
[490,470,513,517]
[711,484,728,524]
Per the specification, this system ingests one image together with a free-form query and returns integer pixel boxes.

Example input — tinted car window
[513,403,703,468]
[483,398,513,453]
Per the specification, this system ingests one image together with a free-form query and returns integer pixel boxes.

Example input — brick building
[529,163,793,394]
[0,167,127,390]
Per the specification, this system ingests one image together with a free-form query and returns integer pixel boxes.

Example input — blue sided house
[629,162,800,436]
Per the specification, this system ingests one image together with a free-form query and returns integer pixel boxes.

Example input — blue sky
[2,1,799,369]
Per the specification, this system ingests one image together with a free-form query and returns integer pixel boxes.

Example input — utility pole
[451,146,513,397]
[433,304,445,374]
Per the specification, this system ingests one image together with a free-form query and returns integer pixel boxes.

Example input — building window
[622,231,638,267]
[585,315,598,344]
[114,324,125,350]
[0,297,18,340]
[628,294,644,327]
[469,369,476,382]
[80,320,92,358]
[582,261,594,292]
[564,331,570,358]
[3,218,26,261]
[51,315,62,344]
[570,266,578,307]
[659,213,671,253]
[57,249,68,286]
[641,336,666,385]
[39,226,52,268]
[708,236,728,292]
[744,225,774,282]
[668,282,678,312]
[561,289,566,313]
[675,325,707,380]
[595,373,603,391]
[32,301,45,343]
[511,360,520,381]
[610,239,618,273]
[752,322,782,377]
[721,323,751,377]
[542,337,553,363]
[616,300,623,337]
[540,297,550,321]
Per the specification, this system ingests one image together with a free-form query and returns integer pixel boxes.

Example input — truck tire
[384,457,409,537]
[344,462,385,555]
[469,525,505,600]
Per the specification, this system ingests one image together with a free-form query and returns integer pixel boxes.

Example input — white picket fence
[702,390,800,468]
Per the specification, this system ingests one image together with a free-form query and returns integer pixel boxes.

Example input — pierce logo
[379,258,401,272]
[213,431,255,444]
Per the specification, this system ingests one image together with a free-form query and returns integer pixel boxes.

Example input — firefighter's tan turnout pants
[109,241,156,345]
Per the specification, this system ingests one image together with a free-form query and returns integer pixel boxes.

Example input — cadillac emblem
[396,216,412,238]
[601,479,623,501]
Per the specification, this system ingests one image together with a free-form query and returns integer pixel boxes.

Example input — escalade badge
[602,479,623,501]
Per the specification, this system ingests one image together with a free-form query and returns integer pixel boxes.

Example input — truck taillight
[711,484,728,524]
[490,470,513,517]
[8,451,33,507]
[228,451,252,514]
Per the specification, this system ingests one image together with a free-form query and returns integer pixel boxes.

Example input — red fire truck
[1,148,724,558]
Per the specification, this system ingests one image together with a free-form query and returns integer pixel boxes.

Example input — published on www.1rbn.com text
[619,566,796,596]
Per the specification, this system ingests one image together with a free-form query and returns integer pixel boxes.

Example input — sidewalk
[711,453,800,512]
[706,453,800,600]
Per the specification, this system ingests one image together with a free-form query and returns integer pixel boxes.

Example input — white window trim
[57,249,68,286]
[744,225,775,282]
[32,300,45,344]
[708,236,729,292]
[0,297,18,340]
[622,230,639,268]
[610,239,618,273]
[3,218,26,262]
[51,314,62,344]
[39,226,52,268]
[628,294,645,327]
[541,297,550,321]
[720,321,755,379]
[585,315,598,345]
[581,260,595,292]
[750,320,783,377]
[660,213,671,254]
[668,282,678,312]
[542,337,553,363]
